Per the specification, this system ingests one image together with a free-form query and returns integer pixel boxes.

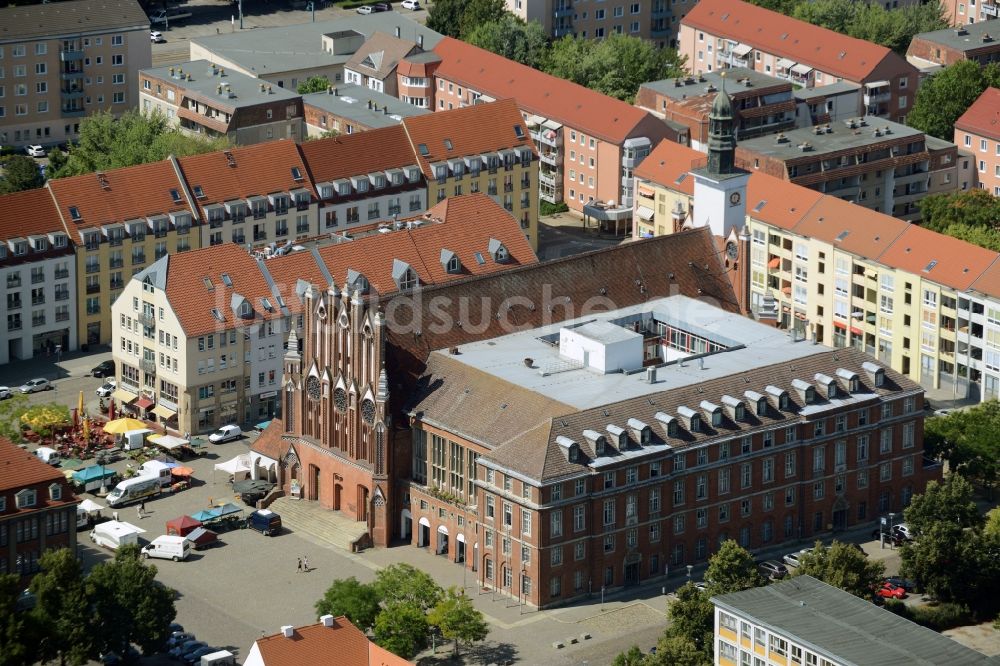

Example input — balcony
[539,151,559,166]
[60,87,84,100]
[6,277,21,289]
[31,273,45,285]
[55,290,69,301]
[139,312,155,327]
[109,258,124,269]
[141,359,157,375]
[132,253,146,265]
[503,182,514,193]
[54,269,69,280]
[553,6,573,17]
[110,279,124,290]
[583,200,632,222]
[60,49,84,61]
[31,296,45,306]
[55,311,70,322]
[863,92,891,106]
[253,232,267,242]
[86,306,100,316]
[60,69,84,81]
[32,316,45,327]
[86,283,100,295]
[7,320,21,331]
[7,300,21,311]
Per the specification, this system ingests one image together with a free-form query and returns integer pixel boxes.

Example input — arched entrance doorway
[417,517,431,548]
[832,496,849,531]
[308,465,320,501]
[400,509,412,542]
[456,533,466,564]
[357,486,369,522]
[333,483,342,511]
[436,525,449,557]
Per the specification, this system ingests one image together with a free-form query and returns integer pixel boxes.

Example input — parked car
[401,0,419,8]
[96,380,117,398]
[19,378,51,393]
[166,631,195,648]
[893,524,914,541]
[208,424,242,443]
[169,640,206,659]
[758,560,788,580]
[884,576,916,592]
[876,582,907,599]
[184,646,219,664]
[373,1,391,9]
[150,30,164,42]
[91,360,115,378]
[0,386,10,400]
[25,144,46,157]
[782,548,812,568]
[355,4,373,12]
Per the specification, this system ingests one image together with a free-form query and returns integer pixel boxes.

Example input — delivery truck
[90,521,145,550]
[141,535,191,561]
[106,475,161,507]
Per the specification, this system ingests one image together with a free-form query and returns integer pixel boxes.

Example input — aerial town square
[1,0,1000,663]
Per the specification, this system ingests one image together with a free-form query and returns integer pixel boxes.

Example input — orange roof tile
[0,436,72,492]
[0,188,64,240]
[253,617,403,666]
[967,256,1000,297]
[682,0,903,82]
[47,160,192,232]
[401,98,534,177]
[633,140,705,196]
[176,140,315,220]
[955,87,1000,139]
[264,249,330,315]
[878,224,999,291]
[792,196,909,260]
[299,126,420,184]
[746,172,824,231]
[432,37,654,144]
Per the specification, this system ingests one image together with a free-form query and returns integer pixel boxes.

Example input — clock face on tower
[729,191,741,206]
[306,376,321,401]
[726,241,739,260]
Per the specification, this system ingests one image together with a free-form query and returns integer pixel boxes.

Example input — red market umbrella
[171,466,194,478]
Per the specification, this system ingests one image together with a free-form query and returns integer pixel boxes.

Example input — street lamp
[600,585,605,610]
[306,1,315,22]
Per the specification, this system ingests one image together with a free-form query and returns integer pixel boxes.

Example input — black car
[758,560,788,580]
[91,360,115,378]
[373,1,391,9]
[885,576,916,592]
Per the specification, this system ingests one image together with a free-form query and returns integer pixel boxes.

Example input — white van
[141,535,191,562]
[200,651,236,666]
[106,475,161,507]
[121,428,153,451]
[34,447,61,466]
[90,521,145,550]
[138,460,173,488]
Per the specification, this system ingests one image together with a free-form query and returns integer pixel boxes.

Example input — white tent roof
[214,454,252,475]
[78,498,106,513]
[148,434,189,450]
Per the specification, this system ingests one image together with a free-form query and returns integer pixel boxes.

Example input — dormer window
[49,483,62,501]
[722,395,745,421]
[792,379,815,404]
[170,188,182,204]
[655,411,678,438]
[15,488,36,509]
[584,430,606,456]
[700,401,722,427]
[606,424,627,449]
[765,385,789,411]
[239,301,252,318]
[677,406,700,432]
[488,238,509,263]
[862,361,885,387]
[441,249,461,274]
[837,368,861,393]
[556,435,581,462]
[627,418,651,444]
[815,373,837,399]
[392,259,418,292]
[0,496,5,512]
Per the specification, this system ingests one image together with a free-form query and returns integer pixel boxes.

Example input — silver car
[0,386,10,400]
[19,378,51,393]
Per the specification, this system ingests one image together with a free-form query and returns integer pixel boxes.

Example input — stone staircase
[269,496,370,552]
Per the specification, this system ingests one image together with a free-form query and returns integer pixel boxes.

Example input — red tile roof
[432,37,654,144]
[633,140,706,196]
[682,0,901,82]
[298,125,420,184]
[401,98,534,177]
[0,188,64,240]
[784,196,908,260]
[253,617,409,666]
[47,160,192,232]
[955,87,1000,139]
[0,437,70,492]
[878,224,1000,291]
[746,172,824,231]
[176,140,315,220]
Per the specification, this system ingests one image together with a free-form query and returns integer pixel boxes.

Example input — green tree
[0,573,38,666]
[792,541,885,598]
[425,0,465,37]
[648,635,710,666]
[747,0,799,14]
[903,475,982,536]
[51,110,229,179]
[297,75,331,94]
[465,15,550,70]
[373,563,442,612]
[87,545,177,657]
[791,0,944,54]
[664,582,714,659]
[908,61,1000,140]
[427,586,489,656]
[985,507,1000,540]
[373,602,428,658]
[0,393,29,443]
[704,540,766,595]
[46,148,67,176]
[29,549,93,666]
[0,155,43,193]
[458,0,507,39]
[922,404,1000,499]
[314,577,380,632]
[613,645,647,666]
[900,522,992,604]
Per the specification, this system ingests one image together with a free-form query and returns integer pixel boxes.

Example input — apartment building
[907,22,1000,72]
[188,15,441,91]
[301,84,428,138]
[47,159,200,348]
[0,190,76,364]
[395,52,441,110]
[175,140,318,252]
[793,83,862,130]
[343,32,424,97]
[636,69,796,152]
[139,61,305,145]
[955,87,1000,195]
[402,98,539,247]
[633,141,706,238]
[0,0,151,148]
[940,0,1000,26]
[504,0,693,47]
[112,194,538,434]
[0,436,79,580]
[429,37,675,231]
[679,0,919,123]
[712,576,994,666]
[734,117,962,220]
[407,297,936,608]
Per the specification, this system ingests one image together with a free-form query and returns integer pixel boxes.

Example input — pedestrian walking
[136,505,143,520]
[113,511,119,522]
[297,557,303,573]
[139,500,146,515]
[302,556,310,572]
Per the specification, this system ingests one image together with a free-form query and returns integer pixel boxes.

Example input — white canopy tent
[214,453,252,482]
[147,434,189,451]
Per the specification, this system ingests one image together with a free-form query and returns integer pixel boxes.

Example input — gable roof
[877,224,1000,291]
[745,172,824,231]
[176,140,315,220]
[344,32,419,79]
[682,0,899,82]
[298,125,420,183]
[432,37,654,144]
[633,140,705,196]
[790,196,908,260]
[0,436,73,492]
[252,617,409,666]
[0,188,65,241]
[47,159,193,233]
[955,87,1000,139]
[401,98,534,177]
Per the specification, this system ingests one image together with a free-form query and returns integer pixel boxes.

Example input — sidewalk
[0,345,110,387]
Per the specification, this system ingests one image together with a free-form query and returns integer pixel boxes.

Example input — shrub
[883,600,973,631]
[539,200,569,216]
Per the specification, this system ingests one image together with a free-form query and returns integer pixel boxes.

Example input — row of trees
[749,0,946,54]
[0,546,177,666]
[614,538,885,665]
[314,563,487,659]
[908,60,1000,141]
[427,0,686,102]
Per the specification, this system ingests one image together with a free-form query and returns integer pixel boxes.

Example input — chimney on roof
[187,73,192,81]
[418,34,424,48]
[281,626,294,638]
[260,82,265,92]
[169,66,175,77]
[984,33,994,42]
[320,615,337,628]
[395,26,401,38]
[267,84,272,93]
[645,366,657,384]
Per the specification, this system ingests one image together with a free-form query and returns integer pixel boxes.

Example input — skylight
[170,189,182,204]
[291,166,303,181]
[753,200,768,213]
[514,125,525,139]
[923,260,938,273]
[474,251,486,266]
[211,308,224,322]
[221,273,233,287]
[262,297,274,312]
[835,230,850,242]
[444,139,453,150]
[193,185,205,199]
[203,277,214,291]
[418,143,429,156]
[69,206,81,221]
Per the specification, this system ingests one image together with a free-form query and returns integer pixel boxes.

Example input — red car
[876,582,907,599]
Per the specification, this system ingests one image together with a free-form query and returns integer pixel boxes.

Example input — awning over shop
[135,396,155,410]
[732,43,753,57]
[111,388,138,404]
[151,405,176,419]
[791,64,814,76]
[833,320,847,330]
[777,58,796,70]
[636,206,655,221]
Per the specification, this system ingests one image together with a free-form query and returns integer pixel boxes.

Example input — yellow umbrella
[102,417,148,434]
[78,390,84,416]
